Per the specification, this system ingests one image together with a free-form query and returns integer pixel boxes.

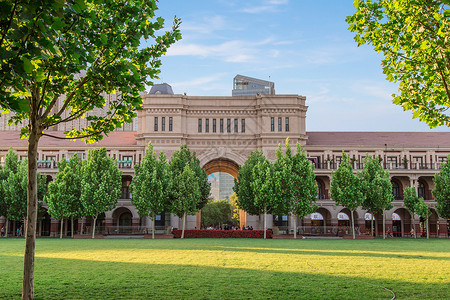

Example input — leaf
[21,57,33,73]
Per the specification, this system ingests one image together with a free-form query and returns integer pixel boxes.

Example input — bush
[173,229,272,239]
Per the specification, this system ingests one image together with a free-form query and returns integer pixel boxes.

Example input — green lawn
[0,238,449,299]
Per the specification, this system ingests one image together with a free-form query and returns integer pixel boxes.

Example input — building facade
[0,78,448,237]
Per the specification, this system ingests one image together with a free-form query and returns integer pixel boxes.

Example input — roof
[149,83,174,95]
[306,132,450,148]
[0,131,138,148]
[233,74,274,87]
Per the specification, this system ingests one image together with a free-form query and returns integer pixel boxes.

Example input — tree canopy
[402,186,421,238]
[433,155,450,219]
[346,1,450,128]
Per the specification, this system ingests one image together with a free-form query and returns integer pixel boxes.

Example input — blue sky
[152,0,447,132]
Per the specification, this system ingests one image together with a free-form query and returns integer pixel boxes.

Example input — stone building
[0,77,448,237]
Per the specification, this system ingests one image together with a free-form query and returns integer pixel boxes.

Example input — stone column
[358,218,366,235]
[50,219,59,238]
[105,217,113,235]
[132,217,140,233]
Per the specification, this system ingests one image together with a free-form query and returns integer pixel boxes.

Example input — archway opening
[392,212,402,237]
[112,207,133,234]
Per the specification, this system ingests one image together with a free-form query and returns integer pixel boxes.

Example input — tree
[0,1,181,297]
[234,150,267,216]
[358,155,394,239]
[44,155,83,238]
[346,1,450,128]
[415,198,432,239]
[2,151,46,238]
[0,148,18,237]
[130,143,169,239]
[80,148,121,239]
[433,155,450,219]
[251,158,276,239]
[403,186,421,238]
[331,153,364,239]
[201,200,233,228]
[170,165,201,239]
[229,192,240,226]
[274,139,317,239]
[168,145,210,211]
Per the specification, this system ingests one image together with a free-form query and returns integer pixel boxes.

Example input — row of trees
[234,139,318,239]
[0,149,46,237]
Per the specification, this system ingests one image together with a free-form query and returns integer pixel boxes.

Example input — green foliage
[358,155,394,214]
[130,143,169,219]
[2,157,46,221]
[201,200,233,228]
[331,153,364,211]
[0,0,182,139]
[168,145,210,210]
[170,165,201,218]
[80,148,121,218]
[251,158,276,215]
[234,150,266,215]
[45,155,83,221]
[433,155,450,218]
[415,198,432,220]
[347,1,450,128]
[229,192,240,225]
[403,186,420,217]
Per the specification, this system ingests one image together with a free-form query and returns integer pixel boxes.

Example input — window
[335,156,342,165]
[154,117,158,131]
[205,119,209,133]
[169,117,173,131]
[392,181,401,200]
[418,181,426,199]
[162,117,166,131]
[220,119,224,133]
[438,156,447,164]
[234,119,238,133]
[278,117,282,131]
[285,117,289,132]
[386,156,397,167]
[227,119,231,133]
[241,119,245,133]
[213,119,217,133]
[198,119,202,133]
[271,117,274,132]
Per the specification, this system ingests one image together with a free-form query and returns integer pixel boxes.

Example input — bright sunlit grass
[1,238,449,299]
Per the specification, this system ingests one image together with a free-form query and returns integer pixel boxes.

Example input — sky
[151,0,448,132]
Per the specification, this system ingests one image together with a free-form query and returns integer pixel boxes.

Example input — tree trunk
[293,214,297,239]
[22,122,41,300]
[80,218,84,235]
[382,211,386,240]
[411,212,416,238]
[426,217,429,239]
[181,212,186,239]
[264,206,267,239]
[371,215,373,237]
[152,212,155,239]
[92,215,97,239]
[351,209,355,239]
[60,218,63,239]
[71,216,74,238]
[5,217,8,238]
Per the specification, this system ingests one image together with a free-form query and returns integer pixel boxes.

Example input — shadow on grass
[0,256,447,300]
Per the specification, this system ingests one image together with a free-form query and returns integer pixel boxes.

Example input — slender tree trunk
[264,206,267,239]
[375,216,379,237]
[382,211,386,240]
[5,217,8,238]
[71,216,74,238]
[81,218,84,235]
[293,214,297,239]
[181,212,186,239]
[412,212,416,238]
[351,209,355,239]
[371,214,374,237]
[426,217,429,239]
[23,120,41,300]
[92,215,97,239]
[60,218,63,239]
[152,212,155,240]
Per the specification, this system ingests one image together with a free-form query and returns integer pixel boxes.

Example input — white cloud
[239,0,288,14]
[170,73,229,94]
[181,15,228,34]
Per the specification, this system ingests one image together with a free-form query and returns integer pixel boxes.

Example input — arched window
[392,181,400,200]
[418,181,426,199]
[316,180,324,199]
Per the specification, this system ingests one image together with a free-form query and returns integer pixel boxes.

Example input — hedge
[173,229,273,239]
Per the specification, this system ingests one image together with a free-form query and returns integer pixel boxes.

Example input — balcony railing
[118,160,133,169]
[313,161,442,171]
[37,160,56,169]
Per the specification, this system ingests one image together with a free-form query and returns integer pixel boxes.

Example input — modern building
[0,76,448,237]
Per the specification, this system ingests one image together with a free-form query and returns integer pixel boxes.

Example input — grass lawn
[0,238,449,299]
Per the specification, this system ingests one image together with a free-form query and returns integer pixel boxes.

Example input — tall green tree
[44,155,83,238]
[0,1,180,296]
[433,155,450,219]
[229,192,240,226]
[331,153,364,239]
[403,186,421,238]
[251,158,276,239]
[347,1,450,128]
[274,139,317,239]
[170,165,201,239]
[234,150,267,216]
[130,143,169,239]
[80,148,121,239]
[0,148,18,237]
[358,155,394,239]
[168,145,210,211]
[201,200,233,228]
[415,198,432,239]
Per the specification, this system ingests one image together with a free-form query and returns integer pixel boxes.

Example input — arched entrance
[392,212,401,237]
[201,158,241,229]
[310,207,331,235]
[393,208,411,237]
[112,207,133,233]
